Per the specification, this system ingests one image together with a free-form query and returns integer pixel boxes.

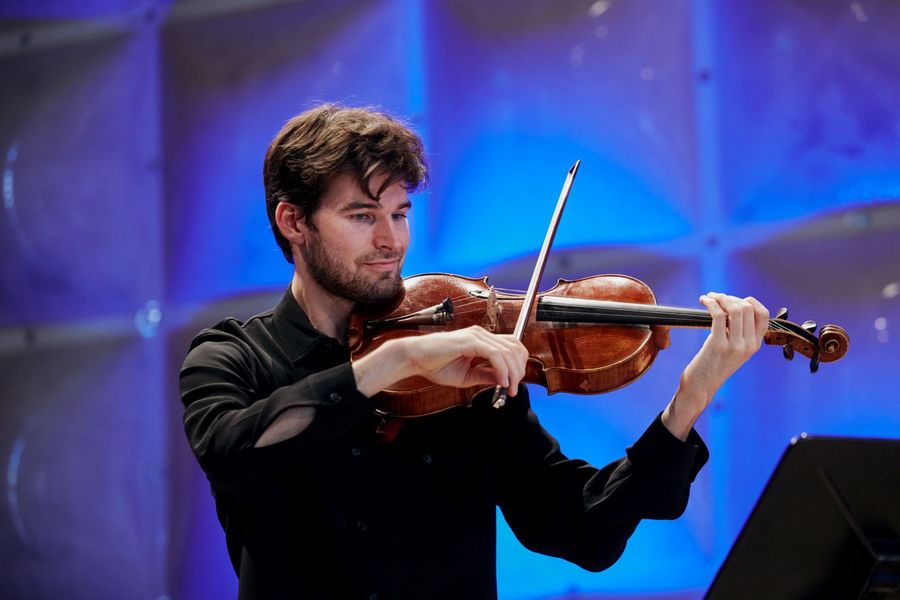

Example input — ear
[275,201,308,249]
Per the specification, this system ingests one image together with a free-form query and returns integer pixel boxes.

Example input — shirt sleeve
[179,328,374,496]
[494,388,708,572]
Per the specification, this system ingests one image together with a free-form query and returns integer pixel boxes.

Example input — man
[180,104,769,599]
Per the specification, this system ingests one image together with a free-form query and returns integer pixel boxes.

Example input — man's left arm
[496,292,768,572]
[494,393,707,573]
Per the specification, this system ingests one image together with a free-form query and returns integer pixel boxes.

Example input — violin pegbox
[782,344,794,361]
[765,308,849,373]
[776,307,795,361]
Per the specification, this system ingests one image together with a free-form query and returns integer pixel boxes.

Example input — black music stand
[705,434,900,600]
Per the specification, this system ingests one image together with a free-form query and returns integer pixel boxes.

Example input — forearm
[497,398,708,572]
[256,340,411,447]
[184,359,372,476]
[254,405,317,447]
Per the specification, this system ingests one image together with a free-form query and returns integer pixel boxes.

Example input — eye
[350,213,374,223]
[392,212,409,221]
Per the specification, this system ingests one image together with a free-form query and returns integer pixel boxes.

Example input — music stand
[705,434,900,599]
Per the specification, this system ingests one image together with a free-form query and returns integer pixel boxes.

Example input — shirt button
[330,392,342,402]
[351,447,362,457]
[422,454,433,465]
[356,520,367,532]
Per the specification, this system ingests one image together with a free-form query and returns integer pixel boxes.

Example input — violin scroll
[818,324,851,361]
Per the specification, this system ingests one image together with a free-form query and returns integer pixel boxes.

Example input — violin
[348,272,850,418]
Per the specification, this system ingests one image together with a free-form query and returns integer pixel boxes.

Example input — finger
[481,332,522,391]
[734,296,755,347]
[469,328,527,396]
[497,339,524,397]
[458,328,510,388]
[740,298,756,348]
[474,328,521,359]
[466,363,505,388]
[493,334,529,395]
[709,292,744,341]
[700,294,727,342]
[727,295,757,350]
[482,344,510,388]
[494,333,529,363]
[744,296,770,347]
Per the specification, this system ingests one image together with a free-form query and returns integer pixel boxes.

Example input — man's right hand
[352,326,529,399]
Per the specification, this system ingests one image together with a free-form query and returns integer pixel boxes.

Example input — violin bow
[492,160,581,408]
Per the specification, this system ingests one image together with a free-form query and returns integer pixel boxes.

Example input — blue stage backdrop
[1,1,898,599]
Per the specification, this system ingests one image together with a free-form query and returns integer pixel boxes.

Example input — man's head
[263,104,428,264]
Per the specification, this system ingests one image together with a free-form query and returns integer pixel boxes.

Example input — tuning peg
[782,344,795,361]
[801,320,817,334]
[809,353,819,374]
[775,307,789,320]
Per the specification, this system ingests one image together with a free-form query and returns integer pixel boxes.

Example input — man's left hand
[662,292,769,440]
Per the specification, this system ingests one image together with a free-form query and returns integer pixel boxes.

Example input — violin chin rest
[653,326,671,350]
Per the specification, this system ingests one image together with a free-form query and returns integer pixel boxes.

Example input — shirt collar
[271,286,332,362]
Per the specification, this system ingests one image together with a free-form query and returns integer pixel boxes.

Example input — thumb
[465,364,504,388]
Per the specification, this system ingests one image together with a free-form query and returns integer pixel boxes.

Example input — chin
[365,274,403,304]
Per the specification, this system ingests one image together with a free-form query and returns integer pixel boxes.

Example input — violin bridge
[486,286,500,332]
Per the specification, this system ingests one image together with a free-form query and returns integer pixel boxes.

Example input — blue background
[1,1,898,598]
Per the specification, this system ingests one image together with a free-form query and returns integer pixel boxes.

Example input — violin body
[348,273,673,417]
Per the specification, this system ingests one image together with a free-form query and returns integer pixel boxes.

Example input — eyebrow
[340,199,413,211]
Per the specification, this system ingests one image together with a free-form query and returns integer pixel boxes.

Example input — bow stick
[491,160,581,408]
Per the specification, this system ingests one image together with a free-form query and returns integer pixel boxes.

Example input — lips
[363,259,400,271]
[362,252,402,269]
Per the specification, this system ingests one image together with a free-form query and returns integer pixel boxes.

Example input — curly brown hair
[263,104,428,263]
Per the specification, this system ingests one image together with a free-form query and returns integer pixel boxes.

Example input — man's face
[298,172,410,305]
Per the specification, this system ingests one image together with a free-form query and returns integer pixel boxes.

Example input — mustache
[360,252,403,262]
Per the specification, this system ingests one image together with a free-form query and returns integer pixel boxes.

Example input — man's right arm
[180,329,373,493]
[255,326,530,446]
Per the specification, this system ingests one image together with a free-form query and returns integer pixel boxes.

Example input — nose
[372,216,400,251]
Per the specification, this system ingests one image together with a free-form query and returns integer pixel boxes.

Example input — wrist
[352,338,413,397]
[387,337,416,380]
[662,381,710,441]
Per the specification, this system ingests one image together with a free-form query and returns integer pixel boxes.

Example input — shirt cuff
[625,413,710,485]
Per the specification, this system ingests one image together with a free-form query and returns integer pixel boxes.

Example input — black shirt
[180,288,709,599]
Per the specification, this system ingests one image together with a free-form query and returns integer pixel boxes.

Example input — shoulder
[191,309,272,344]
[182,309,279,371]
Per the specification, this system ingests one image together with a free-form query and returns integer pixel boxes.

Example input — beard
[300,231,404,305]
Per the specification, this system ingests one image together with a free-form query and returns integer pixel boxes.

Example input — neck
[290,270,354,342]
